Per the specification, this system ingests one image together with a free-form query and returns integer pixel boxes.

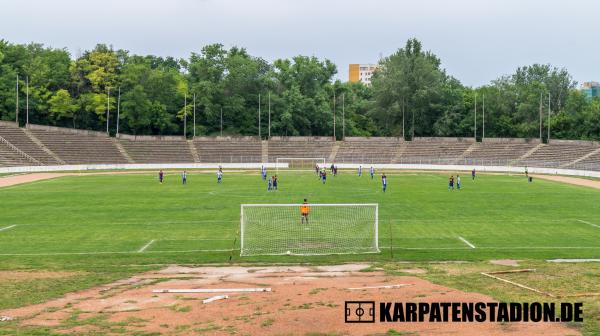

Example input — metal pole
[342,93,345,140]
[482,94,485,140]
[193,93,196,138]
[547,92,551,143]
[333,89,336,140]
[474,94,477,139]
[258,93,261,139]
[184,93,187,138]
[116,87,120,136]
[15,74,19,124]
[539,92,542,141]
[220,107,223,136]
[106,87,110,135]
[26,76,29,126]
[268,92,271,139]
[402,98,405,139]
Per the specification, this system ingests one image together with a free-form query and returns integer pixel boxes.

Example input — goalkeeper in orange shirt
[300,198,310,224]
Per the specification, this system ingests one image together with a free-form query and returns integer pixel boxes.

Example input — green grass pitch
[0,170,598,265]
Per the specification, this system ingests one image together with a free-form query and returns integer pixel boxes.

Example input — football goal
[275,157,326,172]
[240,203,379,256]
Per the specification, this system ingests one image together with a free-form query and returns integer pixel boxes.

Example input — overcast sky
[1,0,598,87]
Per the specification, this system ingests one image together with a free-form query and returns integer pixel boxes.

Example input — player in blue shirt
[261,165,267,180]
[358,165,362,177]
[381,173,387,192]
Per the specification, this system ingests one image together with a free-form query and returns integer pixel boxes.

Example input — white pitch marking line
[0,225,16,232]
[577,220,600,229]
[138,239,156,253]
[458,236,476,249]
[347,284,413,290]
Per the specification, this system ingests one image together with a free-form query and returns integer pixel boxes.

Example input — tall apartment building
[348,64,378,85]
[581,81,600,100]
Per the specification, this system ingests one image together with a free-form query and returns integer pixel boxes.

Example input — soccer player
[471,168,476,180]
[267,177,273,191]
[315,164,320,176]
[182,170,187,185]
[358,165,362,177]
[261,165,267,180]
[448,175,454,190]
[273,175,278,190]
[333,165,337,176]
[217,170,223,184]
[322,170,327,184]
[300,198,310,224]
[159,170,164,184]
[456,174,461,190]
[525,166,529,178]
[370,166,375,179]
[382,173,387,192]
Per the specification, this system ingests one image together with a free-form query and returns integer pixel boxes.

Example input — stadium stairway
[187,140,200,163]
[560,147,600,168]
[328,143,339,163]
[112,139,135,163]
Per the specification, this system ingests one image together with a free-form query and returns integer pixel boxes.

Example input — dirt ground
[0,264,580,335]
[2,170,600,190]
[532,174,600,190]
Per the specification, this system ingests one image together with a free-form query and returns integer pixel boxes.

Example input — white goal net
[275,157,326,172]
[240,203,379,256]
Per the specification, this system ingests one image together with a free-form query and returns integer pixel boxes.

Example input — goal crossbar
[240,203,379,256]
[275,157,326,172]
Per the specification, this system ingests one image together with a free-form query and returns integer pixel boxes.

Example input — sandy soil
[2,170,599,190]
[0,264,580,335]
[532,174,600,190]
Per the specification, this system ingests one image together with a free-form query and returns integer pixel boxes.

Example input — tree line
[0,38,598,140]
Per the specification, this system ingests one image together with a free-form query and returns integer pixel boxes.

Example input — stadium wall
[549,139,600,147]
[117,134,185,141]
[413,137,475,143]
[26,123,108,137]
[482,138,541,144]
[1,163,599,178]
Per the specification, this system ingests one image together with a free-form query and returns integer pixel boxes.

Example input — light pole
[15,74,19,124]
[26,76,29,126]
[333,89,336,140]
[193,93,196,138]
[116,87,121,136]
[183,93,187,138]
[474,93,477,139]
[258,93,261,139]
[342,93,345,140]
[106,87,110,135]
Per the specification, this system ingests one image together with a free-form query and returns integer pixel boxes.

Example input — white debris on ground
[0,316,13,322]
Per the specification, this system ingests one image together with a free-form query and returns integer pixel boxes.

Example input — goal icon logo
[240,203,379,256]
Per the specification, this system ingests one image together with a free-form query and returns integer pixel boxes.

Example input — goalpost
[275,157,326,172]
[240,203,379,256]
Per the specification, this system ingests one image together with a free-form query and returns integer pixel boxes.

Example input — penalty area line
[0,248,238,257]
[458,236,476,249]
[0,225,16,232]
[138,239,156,253]
[577,219,600,229]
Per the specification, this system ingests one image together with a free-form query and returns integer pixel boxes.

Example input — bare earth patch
[490,260,520,267]
[533,174,600,190]
[0,264,580,335]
